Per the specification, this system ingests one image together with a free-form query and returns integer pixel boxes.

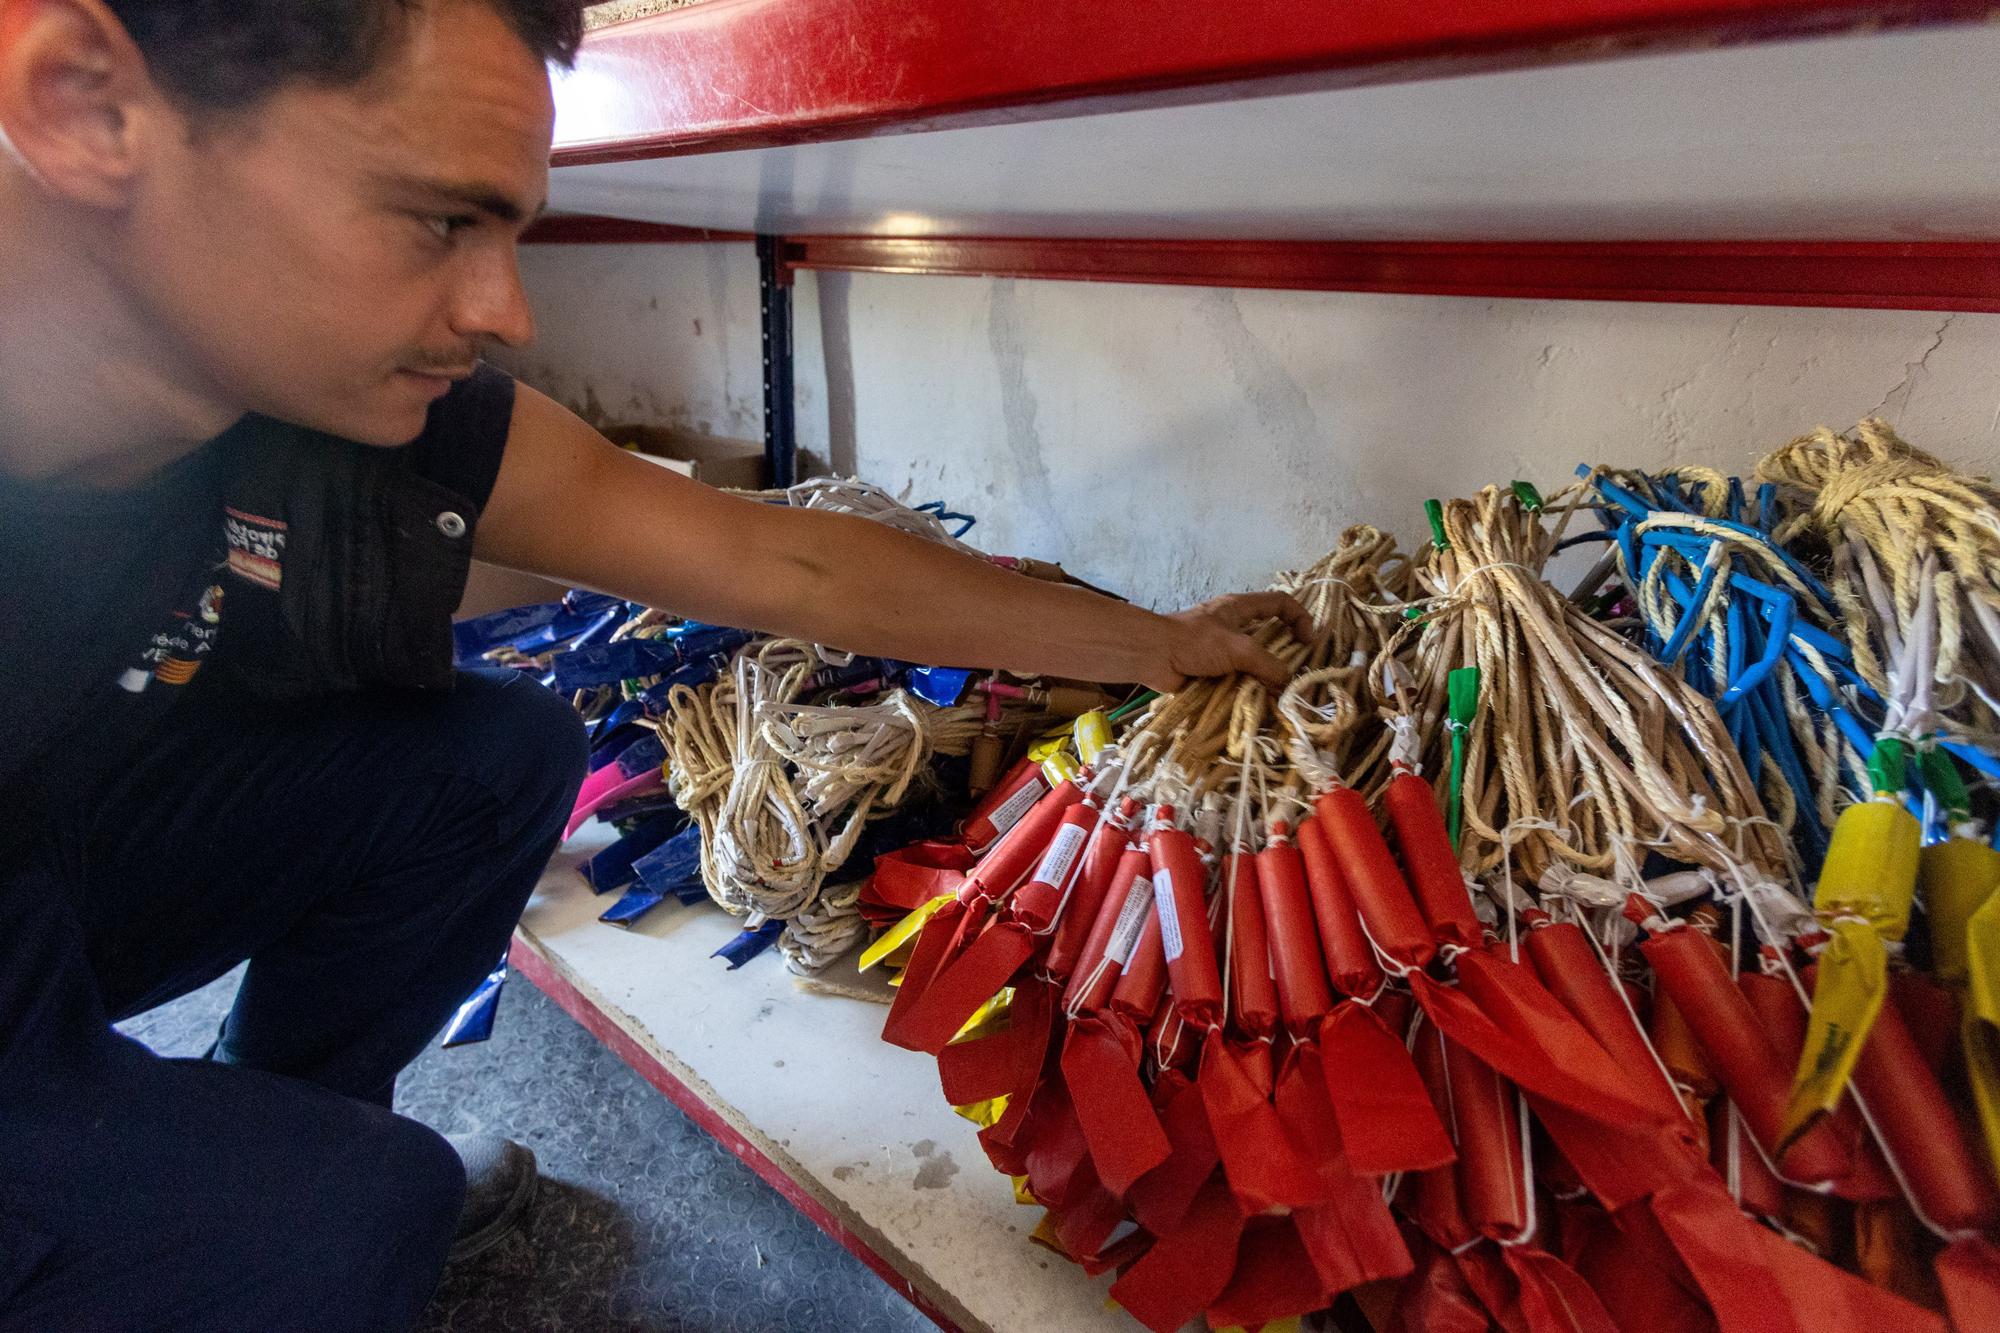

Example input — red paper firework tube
[1225,851,1280,1039]
[1383,770,1482,950]
[1848,972,2000,1233]
[1709,1097,1785,1220]
[1741,967,1898,1204]
[1650,988,1718,1104]
[883,780,1084,1053]
[1314,786,1436,969]
[1523,916,1684,1122]
[1441,1031,1532,1242]
[962,777,1085,904]
[1297,815,1385,997]
[1257,823,1337,1030]
[1148,809,1225,1028]
[1638,918,1850,1186]
[1148,994,1202,1076]
[1062,844,1152,1016]
[1408,1016,1477,1252]
[961,754,1050,854]
[1045,796,1138,980]
[1010,801,1097,932]
[1110,906,1169,1023]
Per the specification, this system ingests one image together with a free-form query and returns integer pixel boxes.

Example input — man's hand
[1146,592,1315,693]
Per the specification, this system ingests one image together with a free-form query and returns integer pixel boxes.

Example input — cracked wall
[503,244,2000,611]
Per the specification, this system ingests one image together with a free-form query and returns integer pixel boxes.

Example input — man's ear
[0,0,168,208]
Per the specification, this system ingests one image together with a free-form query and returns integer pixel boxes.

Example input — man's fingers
[1214,590,1314,641]
[1229,633,1292,687]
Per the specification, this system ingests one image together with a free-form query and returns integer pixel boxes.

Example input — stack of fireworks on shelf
[862,423,2000,1332]
[454,479,1115,975]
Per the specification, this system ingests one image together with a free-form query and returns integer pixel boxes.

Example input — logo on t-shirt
[120,567,225,695]
[224,506,287,591]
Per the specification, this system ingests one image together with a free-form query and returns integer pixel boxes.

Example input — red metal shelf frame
[539,1,2000,310]
[523,222,2000,313]
[553,0,1993,164]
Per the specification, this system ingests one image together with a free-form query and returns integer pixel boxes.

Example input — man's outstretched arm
[474,385,1310,693]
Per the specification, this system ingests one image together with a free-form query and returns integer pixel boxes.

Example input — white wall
[504,242,2000,610]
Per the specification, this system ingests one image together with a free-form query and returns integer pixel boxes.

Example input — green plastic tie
[1446,667,1481,852]
[1108,690,1159,724]
[1511,480,1545,511]
[1920,746,1972,825]
[1424,499,1448,551]
[1868,737,1908,799]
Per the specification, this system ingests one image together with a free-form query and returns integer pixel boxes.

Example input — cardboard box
[454,426,769,618]
[601,425,768,492]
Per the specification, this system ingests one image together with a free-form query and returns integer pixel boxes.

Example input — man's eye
[423,215,476,241]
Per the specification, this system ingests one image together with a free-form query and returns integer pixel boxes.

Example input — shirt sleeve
[402,363,518,515]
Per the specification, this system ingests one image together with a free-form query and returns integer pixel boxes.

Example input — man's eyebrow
[410,179,548,226]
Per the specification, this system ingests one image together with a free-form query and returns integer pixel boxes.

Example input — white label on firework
[1032,822,1088,889]
[1153,866,1185,963]
[1105,877,1154,965]
[985,776,1047,840]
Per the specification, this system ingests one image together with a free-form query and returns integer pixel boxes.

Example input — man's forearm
[477,388,1303,692]
[740,507,1171,682]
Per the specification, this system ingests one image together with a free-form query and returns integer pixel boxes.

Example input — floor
[117,968,935,1333]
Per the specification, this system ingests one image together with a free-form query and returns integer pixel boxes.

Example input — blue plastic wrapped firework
[809,657,892,692]
[595,794,684,825]
[906,665,975,708]
[581,811,686,894]
[587,723,649,773]
[600,884,668,927]
[713,919,785,969]
[633,825,704,893]
[452,602,563,662]
[562,589,625,618]
[439,955,509,1047]
[589,696,647,745]
[637,657,734,709]
[553,627,758,692]
[552,639,683,691]
[614,732,668,779]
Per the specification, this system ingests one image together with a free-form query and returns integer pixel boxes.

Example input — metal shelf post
[757,235,798,489]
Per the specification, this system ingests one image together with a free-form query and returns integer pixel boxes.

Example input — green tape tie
[1868,737,1908,800]
[1446,667,1481,852]
[1920,745,1972,825]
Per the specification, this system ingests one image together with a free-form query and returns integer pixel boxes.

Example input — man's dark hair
[106,0,587,110]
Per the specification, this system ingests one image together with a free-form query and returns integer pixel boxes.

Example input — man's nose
[450,244,535,350]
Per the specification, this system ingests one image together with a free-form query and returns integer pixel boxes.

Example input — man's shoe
[445,1133,538,1262]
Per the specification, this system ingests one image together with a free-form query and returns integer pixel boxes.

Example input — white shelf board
[549,24,2000,242]
[515,825,1134,1333]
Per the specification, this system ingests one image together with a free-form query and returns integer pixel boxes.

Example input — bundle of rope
[657,638,1043,973]
[1385,484,1786,890]
[1759,419,2000,759]
[1573,464,1861,875]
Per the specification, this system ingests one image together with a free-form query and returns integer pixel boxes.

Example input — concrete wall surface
[503,242,2000,610]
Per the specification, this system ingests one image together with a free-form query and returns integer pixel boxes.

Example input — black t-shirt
[0,367,516,856]
[0,437,228,814]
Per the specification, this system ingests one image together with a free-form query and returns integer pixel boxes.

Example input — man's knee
[285,1113,465,1325]
[0,1063,466,1333]
[450,669,589,842]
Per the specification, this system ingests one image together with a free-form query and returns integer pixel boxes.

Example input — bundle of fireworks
[865,426,2000,1332]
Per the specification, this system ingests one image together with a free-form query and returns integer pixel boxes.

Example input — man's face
[117,0,554,445]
